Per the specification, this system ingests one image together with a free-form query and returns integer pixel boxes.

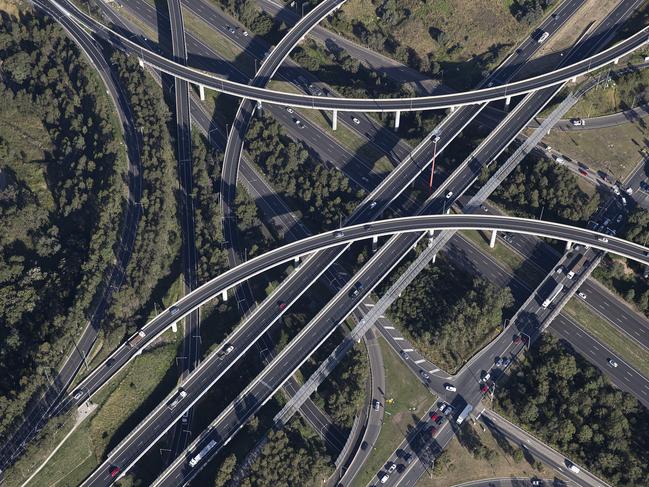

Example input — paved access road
[51,0,649,111]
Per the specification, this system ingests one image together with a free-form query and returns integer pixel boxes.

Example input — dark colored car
[277,301,287,311]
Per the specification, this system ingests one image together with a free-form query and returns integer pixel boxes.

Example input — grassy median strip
[350,337,434,487]
[564,299,649,379]
[460,230,546,288]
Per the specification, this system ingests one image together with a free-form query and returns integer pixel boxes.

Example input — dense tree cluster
[386,256,513,372]
[245,115,363,230]
[292,39,410,99]
[511,0,556,24]
[498,335,649,486]
[107,52,179,327]
[492,154,600,224]
[190,133,228,283]
[319,344,368,429]
[241,420,332,487]
[0,13,124,434]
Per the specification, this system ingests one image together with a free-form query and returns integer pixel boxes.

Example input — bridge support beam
[394,110,401,129]
[199,84,205,101]
[171,321,177,333]
[450,106,457,113]
[256,100,262,111]
[614,57,620,65]
[490,229,497,248]
[294,256,300,264]
[571,76,577,83]
[332,109,337,130]
[221,289,228,301]
[372,235,378,252]
[138,57,144,68]
[566,240,573,251]
[505,96,511,107]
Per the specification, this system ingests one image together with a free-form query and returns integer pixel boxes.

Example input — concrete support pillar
[372,235,379,252]
[199,84,206,101]
[138,57,144,68]
[432,254,437,264]
[221,289,228,301]
[614,58,619,65]
[490,229,497,248]
[571,76,577,83]
[256,100,262,111]
[394,110,401,129]
[505,96,511,107]
[171,321,178,333]
[332,109,337,131]
[428,229,435,237]
[294,256,300,264]
[566,240,573,251]
[450,106,457,113]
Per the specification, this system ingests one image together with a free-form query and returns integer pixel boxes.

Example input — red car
[110,466,120,478]
[578,168,588,177]
[430,412,441,422]
[277,301,287,311]
[429,426,437,436]
[481,384,490,394]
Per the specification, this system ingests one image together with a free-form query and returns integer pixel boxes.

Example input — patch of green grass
[564,299,649,379]
[13,332,180,487]
[350,337,435,487]
[541,120,649,182]
[418,422,546,487]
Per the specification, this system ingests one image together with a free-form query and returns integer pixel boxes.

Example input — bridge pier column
[566,240,573,251]
[372,235,378,252]
[450,106,457,113]
[256,100,262,111]
[432,254,437,264]
[490,229,497,248]
[221,289,228,301]
[394,110,401,129]
[614,58,620,65]
[294,256,300,264]
[332,109,337,130]
[505,96,511,108]
[199,84,205,101]
[171,321,178,333]
[571,76,577,83]
[138,57,144,68]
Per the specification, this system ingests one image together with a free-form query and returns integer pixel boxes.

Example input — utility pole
[429,136,439,190]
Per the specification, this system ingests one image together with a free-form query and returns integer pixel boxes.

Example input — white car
[242,30,249,36]
[445,384,457,392]
[445,191,453,199]
[387,462,397,473]
[598,237,608,243]
[352,116,361,125]
[578,291,587,300]
[370,201,377,208]
[286,107,294,114]
[554,156,565,164]
[571,118,585,126]
[608,358,619,368]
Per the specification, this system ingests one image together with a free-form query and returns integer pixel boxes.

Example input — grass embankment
[337,0,532,85]
[350,337,434,487]
[22,335,180,487]
[564,299,649,379]
[541,120,649,182]
[418,423,546,487]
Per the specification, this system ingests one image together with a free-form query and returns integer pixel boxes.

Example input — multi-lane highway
[48,0,649,111]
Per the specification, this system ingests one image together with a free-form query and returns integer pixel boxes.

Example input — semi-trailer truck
[567,253,588,279]
[456,404,473,425]
[189,440,217,467]
[126,330,146,348]
[542,283,564,309]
